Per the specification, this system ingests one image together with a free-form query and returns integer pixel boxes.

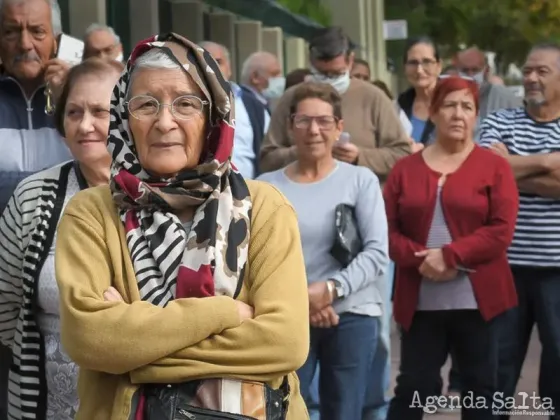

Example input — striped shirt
[479,107,560,267]
[0,161,77,420]
[417,186,477,310]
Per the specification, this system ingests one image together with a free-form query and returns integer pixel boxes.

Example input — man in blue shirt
[200,41,270,179]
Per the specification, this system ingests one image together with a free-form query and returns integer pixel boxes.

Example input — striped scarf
[107,33,251,306]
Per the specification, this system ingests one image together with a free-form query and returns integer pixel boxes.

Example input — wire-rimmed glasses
[126,95,209,120]
[291,114,338,131]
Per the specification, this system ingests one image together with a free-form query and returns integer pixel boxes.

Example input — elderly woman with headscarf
[54,33,310,420]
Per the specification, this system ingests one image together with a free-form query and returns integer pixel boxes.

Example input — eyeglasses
[405,59,438,69]
[292,114,338,130]
[126,95,209,120]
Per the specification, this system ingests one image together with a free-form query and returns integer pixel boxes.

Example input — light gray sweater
[257,161,389,317]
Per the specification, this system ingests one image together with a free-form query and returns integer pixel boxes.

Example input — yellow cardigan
[55,181,310,420]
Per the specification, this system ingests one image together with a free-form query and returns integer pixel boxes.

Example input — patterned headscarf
[107,33,251,307]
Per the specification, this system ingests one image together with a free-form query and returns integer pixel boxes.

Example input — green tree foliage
[276,0,332,26]
[385,0,560,68]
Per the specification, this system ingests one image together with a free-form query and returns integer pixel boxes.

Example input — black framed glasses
[126,95,209,120]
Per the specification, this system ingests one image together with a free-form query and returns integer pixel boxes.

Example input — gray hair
[0,0,62,35]
[240,51,277,84]
[84,23,121,44]
[126,49,181,98]
[199,40,230,63]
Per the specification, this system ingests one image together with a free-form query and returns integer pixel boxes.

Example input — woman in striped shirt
[0,58,122,420]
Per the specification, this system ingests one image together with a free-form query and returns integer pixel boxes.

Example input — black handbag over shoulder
[330,204,362,267]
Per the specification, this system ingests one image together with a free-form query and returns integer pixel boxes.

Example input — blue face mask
[310,67,351,94]
[262,76,286,99]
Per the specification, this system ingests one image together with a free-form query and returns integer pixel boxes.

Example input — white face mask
[262,76,285,99]
[459,71,484,85]
[310,67,351,94]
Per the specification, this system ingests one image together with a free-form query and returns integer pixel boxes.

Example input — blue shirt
[230,83,270,179]
[410,115,427,143]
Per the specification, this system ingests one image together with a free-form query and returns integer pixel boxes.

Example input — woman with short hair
[0,57,123,420]
[259,81,389,420]
[385,76,519,420]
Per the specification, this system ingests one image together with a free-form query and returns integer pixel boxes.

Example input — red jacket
[383,146,519,330]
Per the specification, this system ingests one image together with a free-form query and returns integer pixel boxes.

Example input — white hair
[199,40,230,63]
[84,23,121,44]
[0,0,62,35]
[127,49,181,98]
[240,51,277,84]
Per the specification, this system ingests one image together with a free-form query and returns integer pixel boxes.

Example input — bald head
[456,47,488,80]
[240,51,281,91]
[199,41,231,80]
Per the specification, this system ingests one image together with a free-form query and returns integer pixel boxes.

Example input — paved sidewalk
[389,327,547,419]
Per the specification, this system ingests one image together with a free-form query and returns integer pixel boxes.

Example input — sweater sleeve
[383,164,427,267]
[55,212,243,375]
[128,204,310,384]
[259,91,298,173]
[442,157,519,268]
[0,193,24,348]
[330,170,389,296]
[357,93,411,179]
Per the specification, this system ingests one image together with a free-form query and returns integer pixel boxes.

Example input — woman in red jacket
[384,76,519,420]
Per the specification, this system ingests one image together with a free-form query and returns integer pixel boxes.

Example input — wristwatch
[329,279,344,299]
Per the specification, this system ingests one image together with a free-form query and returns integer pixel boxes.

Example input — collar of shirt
[230,82,242,97]
[243,84,268,106]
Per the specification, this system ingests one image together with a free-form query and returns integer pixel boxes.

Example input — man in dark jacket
[200,41,269,179]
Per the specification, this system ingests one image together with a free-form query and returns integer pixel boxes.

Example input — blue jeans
[363,262,394,420]
[297,313,380,420]
[497,266,560,419]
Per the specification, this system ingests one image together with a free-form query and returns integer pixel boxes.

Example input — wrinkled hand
[235,301,255,322]
[308,281,333,314]
[490,142,509,158]
[332,142,359,164]
[103,286,124,302]
[310,306,339,328]
[44,58,71,100]
[415,248,451,280]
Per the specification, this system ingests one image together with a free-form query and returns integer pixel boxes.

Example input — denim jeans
[387,310,501,420]
[362,262,394,420]
[497,266,560,420]
[297,313,380,420]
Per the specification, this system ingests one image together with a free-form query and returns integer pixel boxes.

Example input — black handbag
[143,377,289,420]
[330,204,362,267]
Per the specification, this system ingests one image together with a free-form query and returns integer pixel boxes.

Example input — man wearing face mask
[259,26,410,177]
[240,51,284,113]
[200,41,270,179]
[456,47,521,142]
[82,23,124,62]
